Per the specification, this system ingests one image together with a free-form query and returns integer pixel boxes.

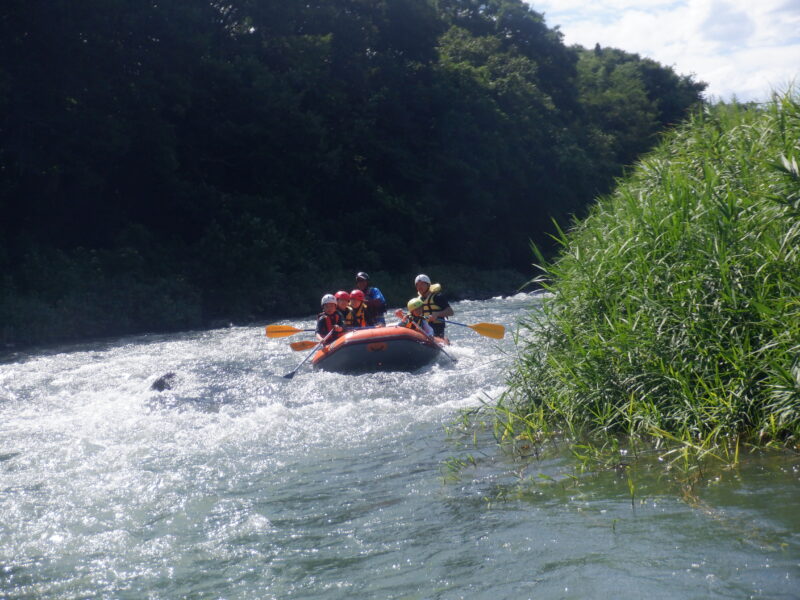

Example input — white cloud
[700,0,755,45]
[528,0,800,100]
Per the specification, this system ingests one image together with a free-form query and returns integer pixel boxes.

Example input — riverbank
[502,92,800,458]
[0,264,531,352]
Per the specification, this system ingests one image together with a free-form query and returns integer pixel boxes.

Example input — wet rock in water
[151,372,178,391]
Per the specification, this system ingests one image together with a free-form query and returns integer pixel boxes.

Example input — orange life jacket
[402,314,428,331]
[349,302,370,327]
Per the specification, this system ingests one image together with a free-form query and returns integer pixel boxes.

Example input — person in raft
[354,271,387,326]
[334,290,352,325]
[316,294,345,344]
[395,298,434,337]
[346,289,375,328]
[414,273,453,339]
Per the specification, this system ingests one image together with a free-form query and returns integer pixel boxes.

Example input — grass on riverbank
[500,92,800,463]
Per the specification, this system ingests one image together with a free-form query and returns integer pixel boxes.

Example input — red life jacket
[318,310,344,338]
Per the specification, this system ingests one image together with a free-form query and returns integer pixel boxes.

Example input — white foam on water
[0,296,529,597]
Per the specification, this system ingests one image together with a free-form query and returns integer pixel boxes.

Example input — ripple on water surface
[1,294,798,599]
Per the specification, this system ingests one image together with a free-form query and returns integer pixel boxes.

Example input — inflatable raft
[311,326,443,373]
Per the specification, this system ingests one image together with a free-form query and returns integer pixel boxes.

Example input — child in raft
[346,289,375,328]
[316,294,345,344]
[334,291,352,326]
[395,298,434,337]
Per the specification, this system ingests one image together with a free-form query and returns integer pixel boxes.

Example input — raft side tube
[311,326,442,373]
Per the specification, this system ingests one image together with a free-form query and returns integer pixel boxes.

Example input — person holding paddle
[316,294,345,344]
[414,274,453,339]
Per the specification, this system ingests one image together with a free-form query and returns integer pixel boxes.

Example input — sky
[526,0,800,101]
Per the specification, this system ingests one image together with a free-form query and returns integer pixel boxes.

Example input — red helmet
[350,289,365,301]
[335,290,350,301]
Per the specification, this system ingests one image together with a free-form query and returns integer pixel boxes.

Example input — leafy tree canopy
[0,0,706,346]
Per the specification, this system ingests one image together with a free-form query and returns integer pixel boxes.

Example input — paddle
[268,324,379,339]
[408,320,457,363]
[283,329,335,379]
[290,340,318,351]
[265,324,314,338]
[444,319,505,339]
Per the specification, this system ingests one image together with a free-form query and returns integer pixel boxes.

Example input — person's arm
[420,319,434,337]
[427,296,453,322]
[394,309,410,327]
[434,306,454,321]
[371,287,387,312]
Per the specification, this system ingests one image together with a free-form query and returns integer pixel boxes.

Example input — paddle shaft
[409,321,457,363]
[443,319,474,328]
[283,329,334,379]
[443,319,505,339]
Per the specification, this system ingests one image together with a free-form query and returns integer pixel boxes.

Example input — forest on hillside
[0,0,706,346]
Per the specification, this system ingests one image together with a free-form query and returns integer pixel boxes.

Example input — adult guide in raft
[354,272,387,326]
[413,274,453,339]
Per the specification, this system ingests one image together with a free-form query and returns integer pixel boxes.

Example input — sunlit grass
[502,92,800,465]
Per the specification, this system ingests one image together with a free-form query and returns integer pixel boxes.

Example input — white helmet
[321,294,336,306]
[414,274,431,285]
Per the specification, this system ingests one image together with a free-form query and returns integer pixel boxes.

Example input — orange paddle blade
[266,324,305,338]
[468,322,505,339]
[290,340,319,351]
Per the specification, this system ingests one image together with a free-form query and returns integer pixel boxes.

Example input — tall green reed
[503,92,800,462]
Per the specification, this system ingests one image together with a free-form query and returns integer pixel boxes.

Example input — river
[1,294,798,599]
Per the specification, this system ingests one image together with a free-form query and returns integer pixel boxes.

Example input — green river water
[1,293,798,599]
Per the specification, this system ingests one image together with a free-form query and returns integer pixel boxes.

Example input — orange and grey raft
[311,326,445,373]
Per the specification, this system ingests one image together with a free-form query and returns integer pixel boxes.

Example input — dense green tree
[0,0,705,346]
[576,45,707,174]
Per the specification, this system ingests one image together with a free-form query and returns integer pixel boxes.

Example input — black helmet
[356,271,370,281]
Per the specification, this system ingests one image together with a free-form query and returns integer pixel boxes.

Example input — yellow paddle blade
[266,324,303,338]
[290,340,319,351]
[469,322,505,339]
